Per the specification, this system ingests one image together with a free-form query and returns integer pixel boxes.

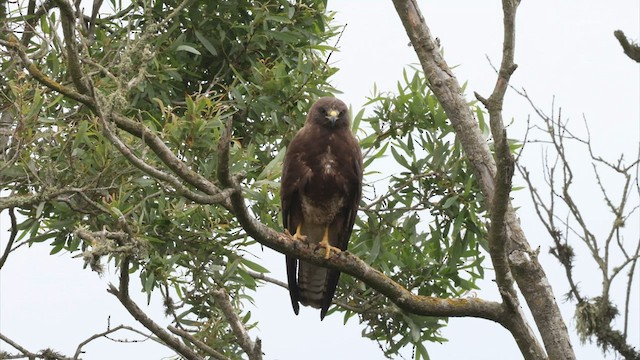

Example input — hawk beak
[326,109,339,126]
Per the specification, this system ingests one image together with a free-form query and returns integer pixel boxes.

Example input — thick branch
[217,137,505,323]
[216,110,505,320]
[390,0,497,201]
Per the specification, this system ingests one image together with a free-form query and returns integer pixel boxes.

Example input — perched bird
[280,97,363,320]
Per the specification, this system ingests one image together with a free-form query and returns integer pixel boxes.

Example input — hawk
[280,97,363,320]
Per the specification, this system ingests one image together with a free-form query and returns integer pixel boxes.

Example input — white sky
[1,1,639,359]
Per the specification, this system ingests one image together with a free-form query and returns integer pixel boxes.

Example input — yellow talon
[319,225,341,259]
[292,223,306,241]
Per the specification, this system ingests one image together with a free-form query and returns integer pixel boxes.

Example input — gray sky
[1,1,639,359]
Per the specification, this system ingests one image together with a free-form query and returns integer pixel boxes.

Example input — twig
[0,207,17,269]
[245,269,288,289]
[72,324,159,359]
[325,23,347,64]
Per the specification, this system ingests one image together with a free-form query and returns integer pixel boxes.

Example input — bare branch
[518,90,640,359]
[488,129,517,300]
[246,269,289,289]
[0,332,40,360]
[72,324,159,359]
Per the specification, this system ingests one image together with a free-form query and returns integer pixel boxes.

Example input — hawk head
[307,97,350,129]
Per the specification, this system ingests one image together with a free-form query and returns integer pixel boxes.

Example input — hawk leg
[285,223,307,241]
[318,225,341,259]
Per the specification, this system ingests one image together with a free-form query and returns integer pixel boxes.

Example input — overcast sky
[1,1,639,359]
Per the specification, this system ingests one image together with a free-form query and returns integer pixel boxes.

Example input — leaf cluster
[2,0,337,357]
[1,2,490,359]
[335,69,488,358]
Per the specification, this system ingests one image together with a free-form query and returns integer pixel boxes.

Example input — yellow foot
[318,225,341,259]
[286,223,306,241]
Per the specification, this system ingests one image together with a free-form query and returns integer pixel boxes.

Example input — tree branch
[517,94,640,359]
[488,129,516,299]
[107,257,203,360]
[217,117,506,323]
[54,0,90,94]
[98,114,233,205]
[0,188,84,211]
[0,35,95,107]
[110,113,229,202]
[72,324,159,359]
[0,208,17,269]
[168,326,230,360]
[0,332,40,360]
[613,30,640,63]
[211,289,262,360]
[390,0,497,202]
[390,1,576,359]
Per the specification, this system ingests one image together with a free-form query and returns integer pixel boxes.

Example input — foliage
[336,69,488,357]
[1,1,487,358]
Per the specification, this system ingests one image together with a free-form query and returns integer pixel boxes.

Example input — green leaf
[194,30,218,56]
[176,44,201,55]
[240,257,270,273]
[352,107,365,133]
[390,146,410,170]
[50,242,64,255]
[442,195,459,209]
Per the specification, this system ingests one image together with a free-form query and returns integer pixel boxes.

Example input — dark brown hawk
[280,97,363,320]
